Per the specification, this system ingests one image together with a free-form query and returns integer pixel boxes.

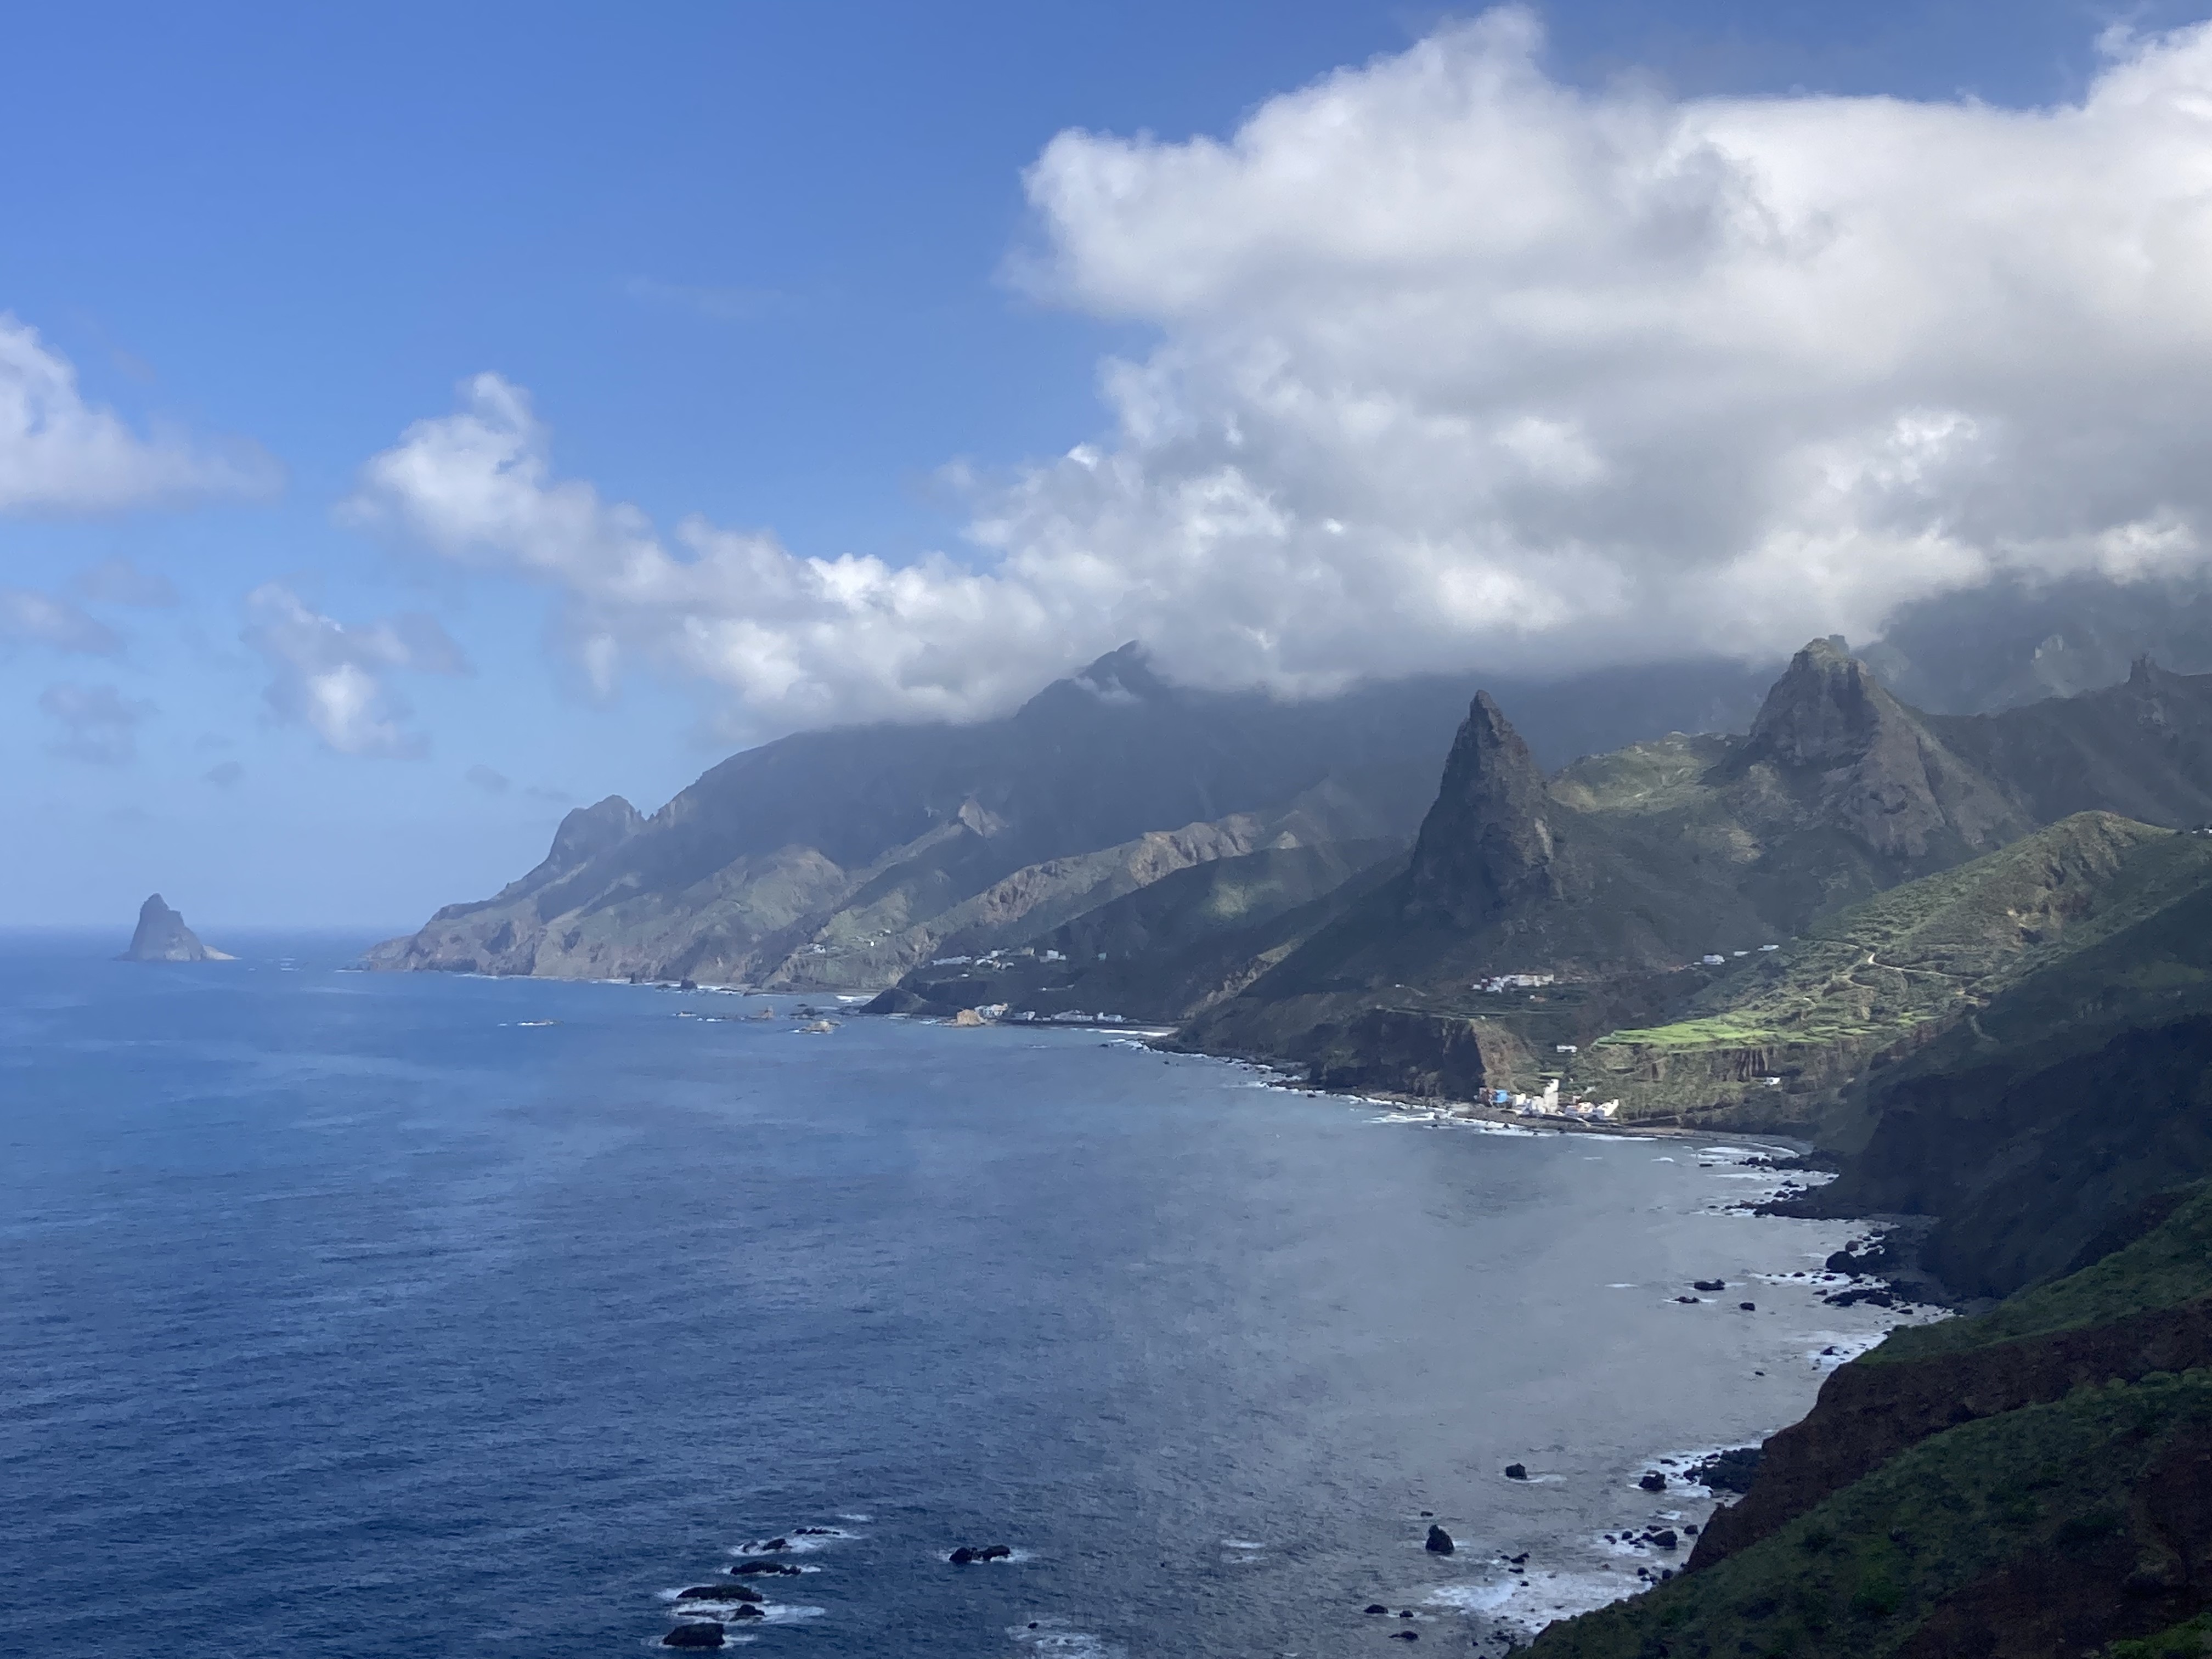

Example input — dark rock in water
[1365,1604,1389,1615]
[793,1526,835,1535]
[1390,1631,1420,1641]
[757,1538,789,1552]
[729,1561,801,1576]
[1651,1529,1679,1550]
[1824,1285,1899,1309]
[1740,1301,1757,1311]
[950,1544,1012,1564]
[119,894,232,963]
[679,1585,763,1603]
[1503,1463,1528,1480]
[1639,1471,1667,1492]
[729,1606,763,1621]
[1675,1295,1700,1305]
[662,1624,725,1649]
[1425,1525,1455,1555]
[1686,1446,1764,1494]
[1693,1279,1726,1292]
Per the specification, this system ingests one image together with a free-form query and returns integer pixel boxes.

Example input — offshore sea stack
[119,894,232,963]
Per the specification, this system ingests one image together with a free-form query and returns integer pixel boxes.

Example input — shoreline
[375,964,1947,1650]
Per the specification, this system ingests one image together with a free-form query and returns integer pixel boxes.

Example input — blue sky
[5,1,2211,929]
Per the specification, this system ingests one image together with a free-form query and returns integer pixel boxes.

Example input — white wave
[1008,1615,1126,1657]
[731,1526,858,1556]
[1429,1568,1644,1632]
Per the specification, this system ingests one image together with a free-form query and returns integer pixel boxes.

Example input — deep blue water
[0,934,1903,1657]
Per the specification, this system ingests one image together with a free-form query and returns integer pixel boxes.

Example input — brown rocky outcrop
[1690,1294,2212,1572]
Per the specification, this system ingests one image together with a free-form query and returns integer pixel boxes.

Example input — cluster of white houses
[1474,972,1559,994]
[1465,1078,1622,1121]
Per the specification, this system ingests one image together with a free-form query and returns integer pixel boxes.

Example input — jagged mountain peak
[1405,691,1572,928]
[548,795,643,868]
[1015,641,1176,721]
[1741,636,1913,771]
[1734,638,2027,862]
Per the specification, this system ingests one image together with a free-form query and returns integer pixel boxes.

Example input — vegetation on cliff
[1532,1187,2212,1658]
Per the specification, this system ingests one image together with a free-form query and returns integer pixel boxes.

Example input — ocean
[0,932,1920,1657]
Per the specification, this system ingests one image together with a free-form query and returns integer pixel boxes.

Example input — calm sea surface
[0,933,1914,1657]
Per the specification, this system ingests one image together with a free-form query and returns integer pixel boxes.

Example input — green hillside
[1576,815,2212,1124]
[1530,1187,2212,1658]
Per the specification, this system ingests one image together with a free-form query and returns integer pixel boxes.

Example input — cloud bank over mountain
[351,9,2212,735]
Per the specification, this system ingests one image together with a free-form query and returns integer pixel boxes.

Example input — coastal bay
[0,934,1930,1656]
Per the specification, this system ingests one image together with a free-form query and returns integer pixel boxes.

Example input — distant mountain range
[366,644,1777,988]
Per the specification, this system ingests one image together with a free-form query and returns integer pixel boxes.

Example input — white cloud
[350,13,2212,732]
[0,314,281,514]
[1,587,121,654]
[241,583,469,758]
[40,682,154,764]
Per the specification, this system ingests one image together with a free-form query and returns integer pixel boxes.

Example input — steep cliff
[1531,1186,2212,1659]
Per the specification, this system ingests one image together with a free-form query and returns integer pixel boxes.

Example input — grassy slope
[1871,1184,2212,1365]
[1533,1190,2212,1656]
[1532,1370,2212,1659]
[1576,816,2212,1121]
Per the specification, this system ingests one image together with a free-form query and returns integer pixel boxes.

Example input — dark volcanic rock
[1424,1525,1454,1555]
[119,894,229,963]
[678,1585,763,1604]
[729,1561,801,1577]
[1365,1604,1389,1615]
[1504,1463,1528,1480]
[1684,1446,1765,1493]
[1406,693,1575,928]
[661,1624,724,1649]
[1734,639,2023,861]
[950,1544,1012,1564]
[1638,1471,1667,1492]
